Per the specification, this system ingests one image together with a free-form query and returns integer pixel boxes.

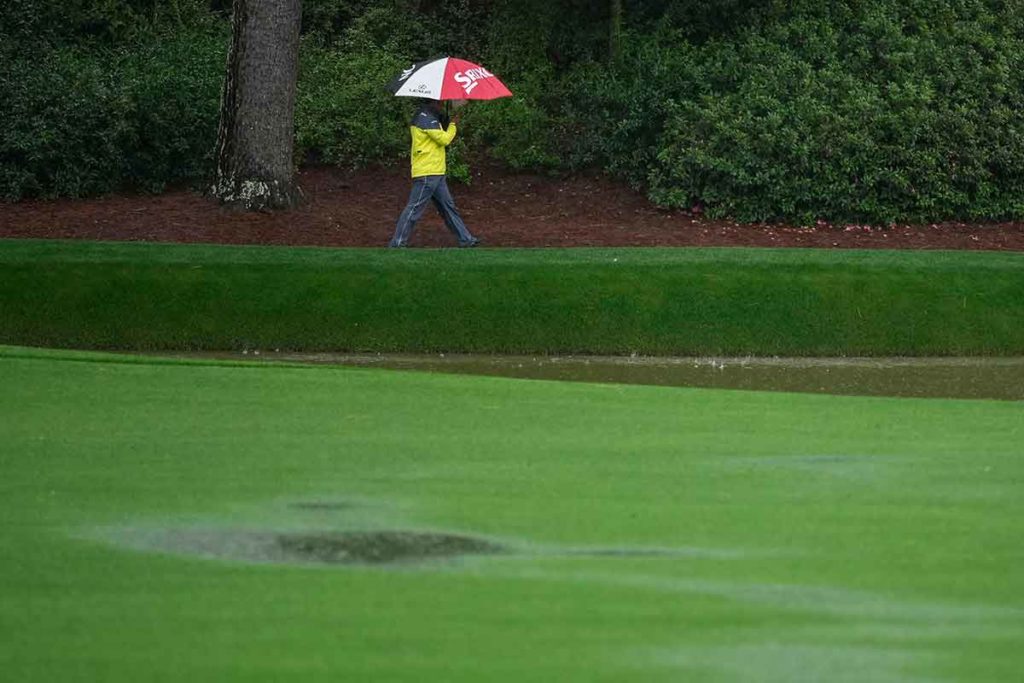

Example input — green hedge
[4,1,1024,225]
[295,43,409,168]
[0,26,226,199]
[2,240,1022,356]
[643,2,1024,224]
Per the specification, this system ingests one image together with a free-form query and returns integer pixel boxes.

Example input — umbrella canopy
[386,56,512,101]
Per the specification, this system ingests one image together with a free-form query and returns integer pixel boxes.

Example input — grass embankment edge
[1,239,1022,356]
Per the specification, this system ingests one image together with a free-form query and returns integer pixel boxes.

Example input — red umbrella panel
[386,57,512,101]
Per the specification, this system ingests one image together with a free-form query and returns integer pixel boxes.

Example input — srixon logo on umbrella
[453,67,495,95]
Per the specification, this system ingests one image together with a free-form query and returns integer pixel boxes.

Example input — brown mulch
[2,163,1023,250]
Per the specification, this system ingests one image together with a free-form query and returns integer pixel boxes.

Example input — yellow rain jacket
[409,105,457,178]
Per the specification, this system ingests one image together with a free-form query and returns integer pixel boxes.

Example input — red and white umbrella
[386,56,512,101]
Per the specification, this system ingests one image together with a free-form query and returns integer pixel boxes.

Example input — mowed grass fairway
[2,346,1022,682]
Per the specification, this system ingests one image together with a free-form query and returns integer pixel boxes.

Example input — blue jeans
[390,175,476,247]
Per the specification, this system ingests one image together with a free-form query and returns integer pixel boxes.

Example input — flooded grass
[153,352,1024,400]
[104,528,506,567]
[6,346,1023,681]
[97,524,745,568]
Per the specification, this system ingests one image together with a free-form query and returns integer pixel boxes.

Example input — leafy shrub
[638,0,769,43]
[644,3,1024,223]
[119,27,227,192]
[0,25,226,200]
[1,0,215,49]
[461,71,563,172]
[478,0,1024,223]
[301,0,379,47]
[549,31,704,186]
[0,48,133,199]
[295,43,409,167]
[301,0,489,57]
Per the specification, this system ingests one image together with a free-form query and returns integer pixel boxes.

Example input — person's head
[419,98,442,112]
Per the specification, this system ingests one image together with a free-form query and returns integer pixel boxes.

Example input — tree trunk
[212,0,302,211]
[609,0,622,62]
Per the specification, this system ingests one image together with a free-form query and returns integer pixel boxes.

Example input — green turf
[1,345,1022,682]
[2,239,1023,355]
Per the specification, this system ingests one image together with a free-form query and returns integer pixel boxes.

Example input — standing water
[155,353,1024,401]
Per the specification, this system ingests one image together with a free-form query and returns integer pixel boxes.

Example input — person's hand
[451,114,461,127]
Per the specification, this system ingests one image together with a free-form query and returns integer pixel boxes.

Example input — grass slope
[1,346,1022,682]
[1,239,1023,355]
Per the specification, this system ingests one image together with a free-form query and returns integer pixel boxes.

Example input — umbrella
[386,56,512,101]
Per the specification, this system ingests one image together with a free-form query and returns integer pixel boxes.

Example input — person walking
[389,99,480,248]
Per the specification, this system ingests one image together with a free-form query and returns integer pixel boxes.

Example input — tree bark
[609,0,622,62]
[212,0,302,211]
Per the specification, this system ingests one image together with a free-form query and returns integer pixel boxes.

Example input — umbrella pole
[445,100,450,128]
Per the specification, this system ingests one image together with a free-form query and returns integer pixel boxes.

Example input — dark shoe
[459,237,481,248]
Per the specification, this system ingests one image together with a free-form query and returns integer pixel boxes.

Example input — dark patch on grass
[102,525,746,567]
[275,531,504,565]
[287,501,357,511]
[107,527,505,567]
